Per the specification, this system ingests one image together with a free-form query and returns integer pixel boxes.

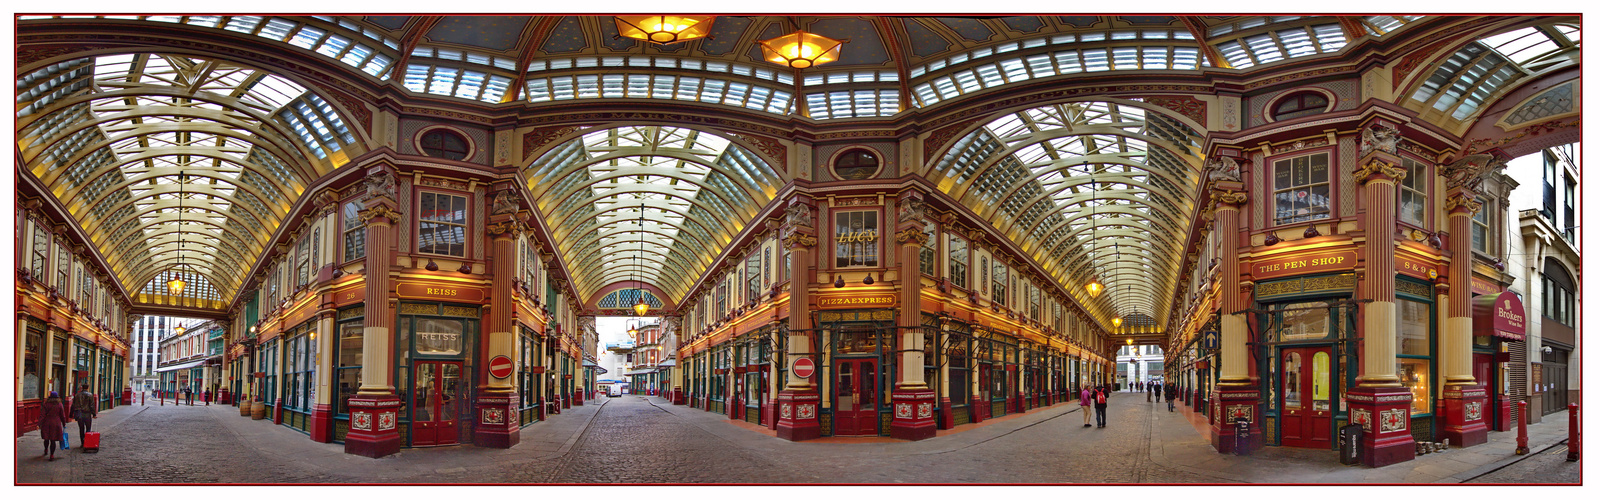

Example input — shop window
[948,234,969,289]
[833,210,879,268]
[1271,152,1331,225]
[336,316,363,415]
[342,201,366,262]
[419,129,470,161]
[417,192,467,257]
[918,224,937,276]
[1471,198,1490,254]
[23,329,43,400]
[745,252,762,301]
[1398,157,1428,227]
[261,341,278,406]
[56,243,71,291]
[30,221,50,280]
[1396,298,1432,415]
[832,148,880,180]
[296,232,312,287]
[1542,259,1575,327]
[992,261,1009,306]
[1271,91,1330,121]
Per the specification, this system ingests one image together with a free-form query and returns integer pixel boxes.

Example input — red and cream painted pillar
[345,167,404,458]
[475,193,524,448]
[1348,124,1417,467]
[1208,175,1259,454]
[308,311,336,442]
[1439,185,1489,447]
[775,196,821,441]
[890,190,936,440]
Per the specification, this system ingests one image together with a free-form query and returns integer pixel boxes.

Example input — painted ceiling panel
[541,16,589,54]
[699,16,754,56]
[809,17,890,66]
[428,16,531,51]
[935,17,996,42]
[901,18,952,58]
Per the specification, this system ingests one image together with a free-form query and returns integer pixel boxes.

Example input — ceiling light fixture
[757,18,844,69]
[614,16,716,45]
[633,202,651,317]
[166,171,188,296]
[1083,177,1104,298]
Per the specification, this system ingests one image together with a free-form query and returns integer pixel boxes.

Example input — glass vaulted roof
[927,100,1204,329]
[17,53,359,309]
[526,126,786,302]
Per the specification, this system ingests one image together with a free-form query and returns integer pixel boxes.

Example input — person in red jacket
[38,391,68,461]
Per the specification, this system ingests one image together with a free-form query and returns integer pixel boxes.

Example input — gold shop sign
[817,293,896,309]
[1252,249,1357,281]
[1395,253,1438,281]
[396,283,486,303]
[835,229,878,244]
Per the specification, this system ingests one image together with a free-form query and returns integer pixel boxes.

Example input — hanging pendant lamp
[1083,176,1104,298]
[756,18,845,69]
[614,15,716,45]
[166,171,188,296]
[632,202,651,317]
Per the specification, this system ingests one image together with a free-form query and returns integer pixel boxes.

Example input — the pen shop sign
[1251,249,1357,281]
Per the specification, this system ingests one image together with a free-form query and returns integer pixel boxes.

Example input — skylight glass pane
[1082,49,1110,72]
[1245,34,1285,63]
[1279,28,1316,57]
[288,26,326,50]
[316,35,351,59]
[1054,51,1083,73]
[258,18,297,41]
[1112,47,1139,69]
[428,67,457,95]
[806,93,829,119]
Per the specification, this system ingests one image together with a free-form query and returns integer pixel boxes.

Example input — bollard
[1568,403,1579,462]
[1515,400,1529,455]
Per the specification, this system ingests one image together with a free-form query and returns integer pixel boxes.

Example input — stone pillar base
[938,397,955,430]
[1209,387,1262,455]
[1440,385,1489,448]
[309,404,334,443]
[672,388,685,405]
[219,389,232,405]
[121,388,132,405]
[774,390,821,442]
[1348,386,1417,468]
[473,393,520,449]
[344,395,403,458]
[971,396,987,423]
[889,389,937,441]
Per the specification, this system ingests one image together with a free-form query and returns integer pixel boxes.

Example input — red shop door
[1279,347,1334,448]
[411,361,463,446]
[833,358,878,436]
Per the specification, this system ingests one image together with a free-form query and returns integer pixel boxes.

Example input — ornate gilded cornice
[1352,159,1407,185]
[356,205,403,225]
[895,226,931,246]
[1444,193,1484,215]
[782,231,817,249]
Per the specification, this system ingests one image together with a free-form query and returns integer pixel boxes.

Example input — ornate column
[775,197,821,441]
[308,311,336,442]
[890,190,936,440]
[475,190,523,448]
[1347,124,1416,467]
[345,168,404,458]
[1437,154,1502,448]
[1206,156,1259,454]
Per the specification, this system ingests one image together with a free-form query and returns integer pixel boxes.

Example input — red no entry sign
[489,355,514,379]
[791,357,815,379]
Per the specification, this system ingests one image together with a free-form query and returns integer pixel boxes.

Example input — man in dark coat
[1093,385,1109,428]
[39,391,68,460]
[71,384,97,447]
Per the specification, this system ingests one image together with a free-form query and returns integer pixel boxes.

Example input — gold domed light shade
[614,16,715,45]
[1112,317,1123,328]
[634,300,651,317]
[1084,277,1105,298]
[173,325,186,336]
[757,31,843,69]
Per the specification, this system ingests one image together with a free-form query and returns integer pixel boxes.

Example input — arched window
[832,148,880,180]
[419,129,470,161]
[1542,257,1574,327]
[1271,91,1330,121]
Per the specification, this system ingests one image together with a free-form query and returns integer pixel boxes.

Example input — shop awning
[154,360,207,373]
[656,359,676,368]
[1474,291,1527,341]
[623,368,657,376]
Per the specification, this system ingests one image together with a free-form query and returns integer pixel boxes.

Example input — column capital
[1354,156,1407,185]
[1444,192,1484,216]
[894,226,930,247]
[782,231,818,249]
[356,205,403,226]
[486,219,523,239]
[1211,188,1248,211]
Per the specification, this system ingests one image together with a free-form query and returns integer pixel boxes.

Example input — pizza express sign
[817,293,896,309]
[1251,250,1357,281]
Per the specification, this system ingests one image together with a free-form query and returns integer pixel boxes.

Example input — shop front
[820,309,895,437]
[394,301,480,447]
[1472,290,1525,431]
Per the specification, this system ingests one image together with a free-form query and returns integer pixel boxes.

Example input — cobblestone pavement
[1464,442,1579,484]
[13,392,1577,485]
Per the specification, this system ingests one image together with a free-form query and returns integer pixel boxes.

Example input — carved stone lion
[785,202,814,230]
[1359,125,1400,158]
[1206,156,1242,183]
[363,170,397,201]
[897,196,925,224]
[492,189,518,215]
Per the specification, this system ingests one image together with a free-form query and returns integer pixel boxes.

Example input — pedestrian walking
[1165,383,1177,412]
[1147,382,1154,402]
[204,388,212,405]
[39,391,68,461]
[1094,385,1109,428]
[71,384,97,447]
[1079,385,1093,428]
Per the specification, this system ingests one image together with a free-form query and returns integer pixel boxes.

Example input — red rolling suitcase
[82,432,101,453]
